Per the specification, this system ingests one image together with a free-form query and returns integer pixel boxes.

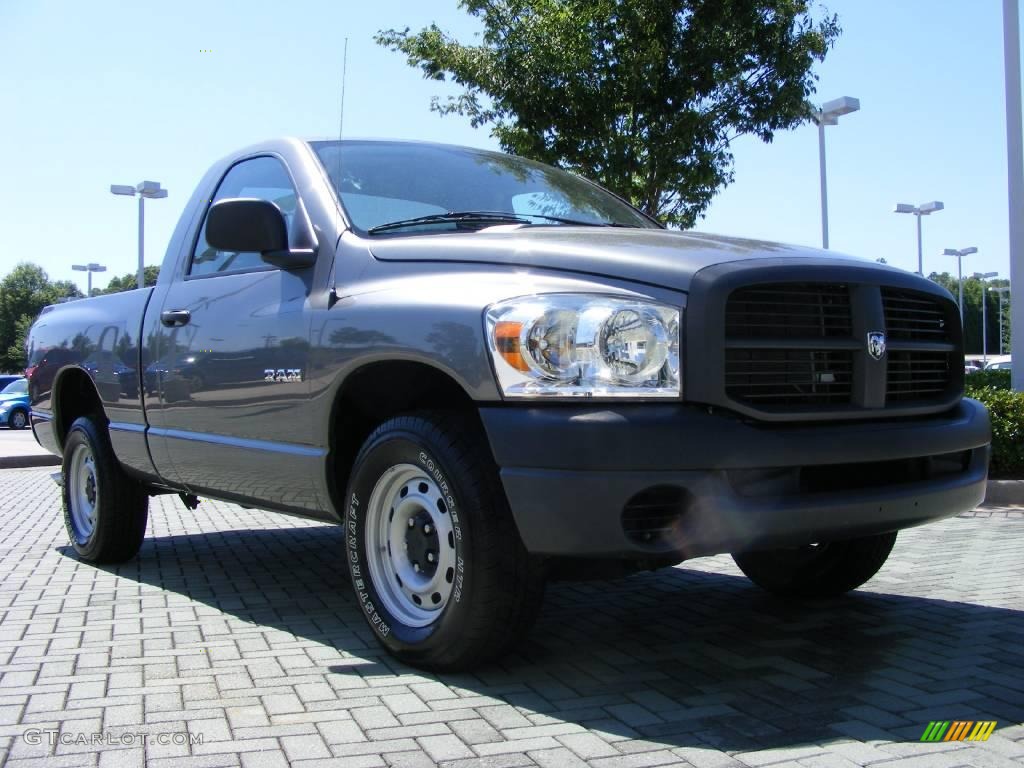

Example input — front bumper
[479,398,991,559]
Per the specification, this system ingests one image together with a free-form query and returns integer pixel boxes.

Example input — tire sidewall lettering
[347,491,391,638]
[416,450,464,602]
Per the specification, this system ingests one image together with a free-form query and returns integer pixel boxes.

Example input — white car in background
[985,359,1012,371]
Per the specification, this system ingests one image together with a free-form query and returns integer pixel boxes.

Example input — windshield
[311,140,658,233]
[1,379,27,395]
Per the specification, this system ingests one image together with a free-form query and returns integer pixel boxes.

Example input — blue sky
[0,1,1015,293]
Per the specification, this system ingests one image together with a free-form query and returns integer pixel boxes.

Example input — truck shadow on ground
[69,523,1024,753]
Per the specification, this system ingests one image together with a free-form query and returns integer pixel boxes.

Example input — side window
[190,156,298,277]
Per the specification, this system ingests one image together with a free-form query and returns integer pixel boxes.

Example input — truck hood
[367,227,870,292]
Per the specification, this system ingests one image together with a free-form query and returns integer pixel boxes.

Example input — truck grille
[723,282,960,414]
[726,283,852,338]
[886,351,954,402]
[881,289,956,402]
[725,349,853,405]
[726,283,854,407]
[882,288,948,340]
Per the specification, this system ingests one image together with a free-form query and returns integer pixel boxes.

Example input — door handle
[160,309,191,328]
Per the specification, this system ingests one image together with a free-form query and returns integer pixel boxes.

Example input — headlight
[485,294,680,398]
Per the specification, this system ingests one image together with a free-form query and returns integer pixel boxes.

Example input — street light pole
[917,215,923,278]
[990,286,1010,355]
[897,201,945,274]
[1005,0,1024,388]
[975,271,1000,365]
[943,247,977,323]
[983,289,988,363]
[111,180,168,289]
[138,195,145,291]
[812,97,860,249]
[818,121,828,249]
[72,263,107,297]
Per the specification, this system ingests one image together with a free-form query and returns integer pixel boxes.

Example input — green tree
[9,315,36,374]
[99,265,160,295]
[0,263,82,372]
[927,272,1011,356]
[378,0,840,227]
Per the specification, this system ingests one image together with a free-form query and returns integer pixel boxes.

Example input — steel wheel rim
[68,443,98,544]
[365,463,457,627]
[11,411,26,429]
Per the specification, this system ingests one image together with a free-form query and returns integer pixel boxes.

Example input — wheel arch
[326,359,485,517]
[52,367,106,450]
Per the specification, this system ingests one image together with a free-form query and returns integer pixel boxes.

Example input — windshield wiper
[516,213,634,227]
[366,210,638,234]
[367,211,530,234]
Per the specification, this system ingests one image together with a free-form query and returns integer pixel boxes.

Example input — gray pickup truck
[27,138,990,669]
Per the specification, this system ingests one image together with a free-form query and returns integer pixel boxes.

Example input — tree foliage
[0,263,82,372]
[98,266,160,295]
[927,272,1011,356]
[378,0,840,227]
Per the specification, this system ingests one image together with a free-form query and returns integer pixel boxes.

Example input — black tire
[7,408,28,430]
[344,411,544,671]
[62,415,149,564]
[732,532,897,598]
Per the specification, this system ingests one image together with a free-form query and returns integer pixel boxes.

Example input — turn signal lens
[494,321,529,371]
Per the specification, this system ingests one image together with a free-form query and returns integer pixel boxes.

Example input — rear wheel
[8,408,28,430]
[732,532,897,598]
[344,412,544,670]
[62,416,149,563]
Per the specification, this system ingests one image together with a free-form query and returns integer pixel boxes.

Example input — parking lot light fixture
[110,180,168,289]
[812,96,860,249]
[72,262,107,296]
[897,201,945,274]
[975,271,1000,364]
[943,247,978,322]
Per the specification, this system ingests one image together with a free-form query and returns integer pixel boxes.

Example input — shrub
[965,369,1011,391]
[965,377,1024,477]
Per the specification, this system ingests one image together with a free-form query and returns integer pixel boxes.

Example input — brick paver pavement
[0,466,1020,767]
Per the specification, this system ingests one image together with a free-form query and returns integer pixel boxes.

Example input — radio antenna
[338,37,349,140]
[327,36,350,308]
[334,37,349,237]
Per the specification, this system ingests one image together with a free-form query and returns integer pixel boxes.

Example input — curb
[0,455,61,470]
[982,479,1024,507]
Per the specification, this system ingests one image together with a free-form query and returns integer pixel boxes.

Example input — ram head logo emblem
[867,331,886,361]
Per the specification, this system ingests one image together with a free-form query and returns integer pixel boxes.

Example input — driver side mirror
[206,198,316,269]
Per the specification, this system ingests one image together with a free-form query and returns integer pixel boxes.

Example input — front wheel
[344,412,544,670]
[8,408,28,430]
[62,415,149,563]
[732,531,897,598]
